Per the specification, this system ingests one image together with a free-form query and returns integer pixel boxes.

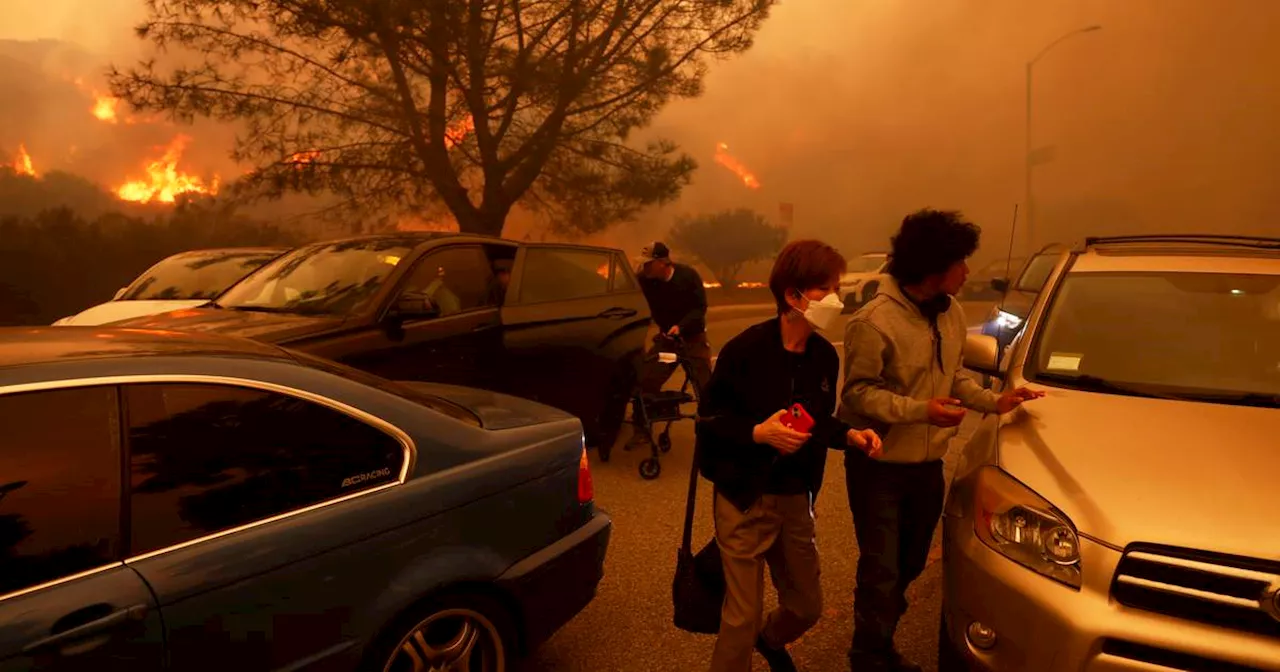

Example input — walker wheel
[658,433,672,454]
[639,458,661,480]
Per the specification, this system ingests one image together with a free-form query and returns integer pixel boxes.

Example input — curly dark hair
[886,209,981,286]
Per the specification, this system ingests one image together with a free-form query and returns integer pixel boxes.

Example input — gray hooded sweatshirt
[838,279,1001,463]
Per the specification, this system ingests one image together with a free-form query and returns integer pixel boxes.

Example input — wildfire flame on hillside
[92,95,120,123]
[714,142,761,190]
[116,135,219,203]
[10,144,35,176]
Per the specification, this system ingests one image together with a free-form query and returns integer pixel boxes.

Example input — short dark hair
[769,240,848,314]
[886,209,981,286]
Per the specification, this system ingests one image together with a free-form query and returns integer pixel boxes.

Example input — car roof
[296,232,625,255]
[1072,235,1280,274]
[0,327,293,370]
[164,246,291,257]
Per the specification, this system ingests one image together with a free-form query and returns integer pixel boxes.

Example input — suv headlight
[994,310,1023,330]
[974,466,1082,589]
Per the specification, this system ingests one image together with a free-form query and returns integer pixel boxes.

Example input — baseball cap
[635,241,671,266]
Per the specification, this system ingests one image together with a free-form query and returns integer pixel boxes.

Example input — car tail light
[577,447,594,504]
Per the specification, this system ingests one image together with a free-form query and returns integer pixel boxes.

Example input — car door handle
[22,603,149,654]
[598,307,637,319]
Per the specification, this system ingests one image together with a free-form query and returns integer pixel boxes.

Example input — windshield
[1028,271,1280,402]
[121,250,281,301]
[216,240,412,316]
[848,255,886,273]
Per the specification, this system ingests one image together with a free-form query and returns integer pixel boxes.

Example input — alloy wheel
[382,607,505,672]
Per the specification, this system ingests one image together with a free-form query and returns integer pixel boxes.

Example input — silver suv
[941,234,1280,671]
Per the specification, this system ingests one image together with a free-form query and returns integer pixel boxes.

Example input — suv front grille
[1112,544,1280,639]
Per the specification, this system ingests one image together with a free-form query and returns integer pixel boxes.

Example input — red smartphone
[781,403,815,433]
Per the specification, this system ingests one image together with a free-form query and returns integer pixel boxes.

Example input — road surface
[522,302,998,672]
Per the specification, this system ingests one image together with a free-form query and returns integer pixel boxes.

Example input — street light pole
[1025,25,1101,253]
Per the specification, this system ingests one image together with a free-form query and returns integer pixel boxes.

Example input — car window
[217,240,412,316]
[125,383,405,555]
[121,250,281,301]
[848,255,887,273]
[1016,253,1060,292]
[611,253,637,292]
[399,246,496,317]
[1028,271,1280,398]
[518,248,612,304]
[0,387,121,596]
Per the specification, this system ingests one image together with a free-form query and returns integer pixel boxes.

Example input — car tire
[591,357,637,456]
[937,611,968,672]
[364,592,517,672]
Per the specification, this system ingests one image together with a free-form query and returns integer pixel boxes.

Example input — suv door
[320,243,509,390]
[502,246,650,444]
[0,386,164,671]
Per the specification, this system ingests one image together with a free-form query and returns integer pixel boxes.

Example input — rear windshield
[1028,271,1280,404]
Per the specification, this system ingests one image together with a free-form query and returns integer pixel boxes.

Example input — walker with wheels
[627,333,706,480]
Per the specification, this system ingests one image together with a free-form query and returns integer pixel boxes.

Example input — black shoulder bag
[671,434,726,635]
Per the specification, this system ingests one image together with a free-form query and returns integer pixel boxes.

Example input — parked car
[0,326,610,671]
[112,233,651,450]
[52,247,290,326]
[943,234,1280,672]
[976,244,1066,358]
[839,252,889,312]
[961,256,1027,302]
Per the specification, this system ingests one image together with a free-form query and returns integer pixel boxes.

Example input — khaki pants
[710,491,823,672]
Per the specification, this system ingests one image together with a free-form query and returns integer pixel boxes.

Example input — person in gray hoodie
[838,209,1043,672]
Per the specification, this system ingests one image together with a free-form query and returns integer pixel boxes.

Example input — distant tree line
[0,198,301,326]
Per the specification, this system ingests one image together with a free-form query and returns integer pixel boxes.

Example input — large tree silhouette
[109,0,776,237]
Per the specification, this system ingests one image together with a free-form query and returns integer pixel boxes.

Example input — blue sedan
[0,327,610,671]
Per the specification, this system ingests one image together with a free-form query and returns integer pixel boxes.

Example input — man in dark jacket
[631,242,713,445]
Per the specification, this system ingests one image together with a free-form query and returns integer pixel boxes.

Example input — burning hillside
[0,40,230,209]
[9,144,35,176]
[115,136,218,203]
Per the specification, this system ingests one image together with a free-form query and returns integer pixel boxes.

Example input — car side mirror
[963,333,1000,377]
[990,277,1009,294]
[388,291,438,321]
[112,287,127,300]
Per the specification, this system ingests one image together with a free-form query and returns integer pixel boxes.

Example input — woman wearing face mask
[697,239,883,672]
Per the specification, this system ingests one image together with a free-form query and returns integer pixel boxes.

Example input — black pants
[844,449,945,657]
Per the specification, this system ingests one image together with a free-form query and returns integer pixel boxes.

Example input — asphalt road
[522,302,998,672]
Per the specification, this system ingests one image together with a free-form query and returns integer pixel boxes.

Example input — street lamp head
[1082,25,1102,33]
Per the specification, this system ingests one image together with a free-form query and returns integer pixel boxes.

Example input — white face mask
[800,291,844,331]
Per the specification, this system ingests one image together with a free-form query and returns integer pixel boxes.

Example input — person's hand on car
[927,397,967,427]
[996,386,1046,414]
[847,428,883,458]
[753,409,810,454]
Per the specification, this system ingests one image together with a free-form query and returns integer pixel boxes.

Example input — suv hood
[54,299,210,326]
[997,387,1279,558]
[112,307,344,343]
[396,381,577,431]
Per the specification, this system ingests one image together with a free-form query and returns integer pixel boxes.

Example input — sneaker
[755,635,798,672]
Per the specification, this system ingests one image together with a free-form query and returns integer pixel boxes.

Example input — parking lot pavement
[521,304,996,672]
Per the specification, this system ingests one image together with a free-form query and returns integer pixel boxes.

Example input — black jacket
[639,263,707,337]
[696,318,852,512]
